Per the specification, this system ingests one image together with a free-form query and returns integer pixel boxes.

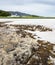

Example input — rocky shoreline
[12,25,52,31]
[0,23,55,65]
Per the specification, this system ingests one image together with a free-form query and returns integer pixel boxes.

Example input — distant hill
[0,10,11,16]
[9,11,31,16]
[0,10,44,18]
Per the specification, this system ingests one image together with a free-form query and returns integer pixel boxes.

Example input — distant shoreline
[0,17,55,19]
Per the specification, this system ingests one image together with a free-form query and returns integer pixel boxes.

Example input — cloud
[0,0,24,5]
[34,0,55,5]
[0,0,55,16]
[1,3,55,16]
[0,0,55,5]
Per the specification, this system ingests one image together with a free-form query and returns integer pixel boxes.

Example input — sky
[0,0,55,16]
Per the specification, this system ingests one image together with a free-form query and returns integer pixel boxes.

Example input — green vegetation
[0,10,11,17]
[0,15,55,19]
[0,15,45,19]
[0,10,55,19]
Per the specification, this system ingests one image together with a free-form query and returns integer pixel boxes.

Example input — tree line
[0,10,11,17]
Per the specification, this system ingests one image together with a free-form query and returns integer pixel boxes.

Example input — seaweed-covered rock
[0,24,54,65]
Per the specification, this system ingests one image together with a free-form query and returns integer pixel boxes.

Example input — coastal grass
[0,16,55,19]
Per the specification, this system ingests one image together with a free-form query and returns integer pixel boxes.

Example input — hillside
[0,10,54,19]
[9,11,30,16]
[0,10,11,16]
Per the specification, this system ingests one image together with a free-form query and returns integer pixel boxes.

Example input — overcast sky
[0,0,55,16]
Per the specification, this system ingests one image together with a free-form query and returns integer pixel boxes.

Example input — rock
[0,25,18,44]
[4,43,15,53]
[0,24,54,65]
